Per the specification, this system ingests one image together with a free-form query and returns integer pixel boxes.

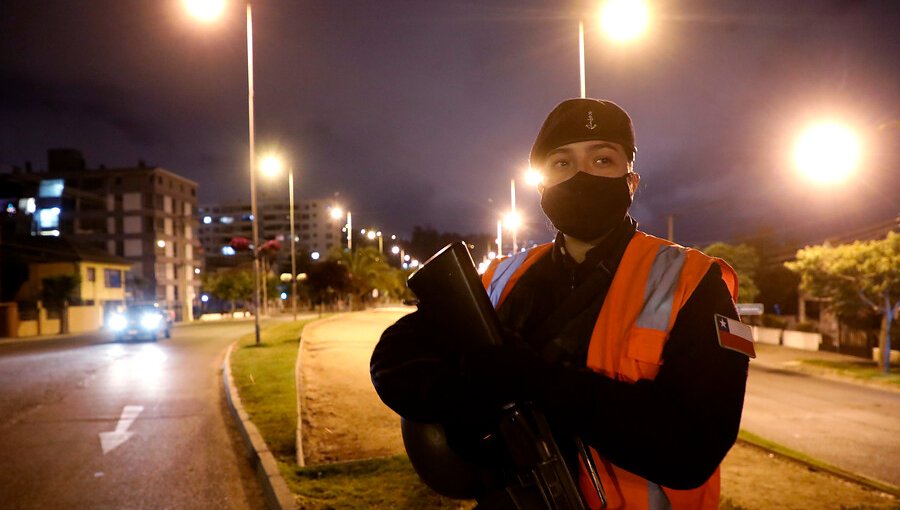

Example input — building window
[87,268,96,282]
[39,179,64,198]
[104,269,123,288]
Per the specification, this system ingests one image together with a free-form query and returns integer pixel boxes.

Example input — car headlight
[140,313,162,330]
[108,314,127,331]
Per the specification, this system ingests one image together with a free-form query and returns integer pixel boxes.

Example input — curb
[737,432,900,498]
[223,341,298,510]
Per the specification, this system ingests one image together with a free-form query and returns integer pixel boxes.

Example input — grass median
[229,318,468,509]
[799,359,900,389]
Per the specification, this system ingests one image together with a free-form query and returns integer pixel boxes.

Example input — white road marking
[99,405,144,454]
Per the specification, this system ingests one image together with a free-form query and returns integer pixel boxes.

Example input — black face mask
[540,173,632,241]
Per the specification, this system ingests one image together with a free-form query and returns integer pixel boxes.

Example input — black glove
[460,344,561,406]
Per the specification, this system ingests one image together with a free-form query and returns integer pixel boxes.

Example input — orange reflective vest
[481,231,739,510]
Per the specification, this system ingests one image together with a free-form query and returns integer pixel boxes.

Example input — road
[0,321,268,510]
[742,364,900,487]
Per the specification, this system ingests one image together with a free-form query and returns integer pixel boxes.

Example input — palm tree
[331,247,396,310]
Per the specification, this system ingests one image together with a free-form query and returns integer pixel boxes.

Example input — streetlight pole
[580,1,651,98]
[510,179,518,253]
[496,219,503,256]
[347,211,353,251]
[245,1,262,345]
[579,20,586,98]
[288,169,297,321]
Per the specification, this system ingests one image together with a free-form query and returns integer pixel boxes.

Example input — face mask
[540,173,632,241]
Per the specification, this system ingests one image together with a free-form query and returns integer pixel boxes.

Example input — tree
[702,242,760,303]
[786,232,899,372]
[755,263,800,316]
[306,260,352,309]
[0,250,29,301]
[331,247,397,309]
[39,274,81,334]
[203,267,254,312]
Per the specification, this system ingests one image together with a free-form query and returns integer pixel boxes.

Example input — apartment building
[0,149,200,321]
[198,195,343,273]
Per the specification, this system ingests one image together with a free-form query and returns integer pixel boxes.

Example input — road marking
[99,405,144,454]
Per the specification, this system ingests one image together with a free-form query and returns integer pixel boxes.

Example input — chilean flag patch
[714,314,756,358]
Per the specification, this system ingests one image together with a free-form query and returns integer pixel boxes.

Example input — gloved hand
[459,344,561,406]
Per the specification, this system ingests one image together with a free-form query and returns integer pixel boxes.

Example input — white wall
[124,216,142,234]
[123,192,141,211]
[124,239,142,257]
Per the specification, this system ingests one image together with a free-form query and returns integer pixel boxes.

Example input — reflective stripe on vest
[483,244,554,309]
[636,244,688,331]
[487,250,530,307]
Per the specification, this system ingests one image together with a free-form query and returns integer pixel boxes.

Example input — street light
[599,0,651,43]
[579,0,651,97]
[184,0,225,22]
[510,179,518,253]
[330,206,352,250]
[793,121,861,185]
[363,228,384,253]
[259,153,299,321]
[185,0,263,345]
[524,168,544,187]
[391,245,406,267]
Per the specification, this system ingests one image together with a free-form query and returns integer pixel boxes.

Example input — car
[107,304,172,342]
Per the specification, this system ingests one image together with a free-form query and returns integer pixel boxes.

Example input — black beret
[529,98,636,166]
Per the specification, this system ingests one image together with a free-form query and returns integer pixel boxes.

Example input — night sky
[2,0,898,247]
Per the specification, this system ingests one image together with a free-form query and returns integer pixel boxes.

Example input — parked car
[107,304,172,342]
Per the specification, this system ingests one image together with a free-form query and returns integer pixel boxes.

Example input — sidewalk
[752,342,899,393]
[296,309,408,465]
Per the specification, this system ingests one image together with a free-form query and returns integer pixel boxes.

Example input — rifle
[405,241,606,510]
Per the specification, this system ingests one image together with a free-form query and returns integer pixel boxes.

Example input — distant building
[198,195,343,274]
[0,149,200,321]
[0,236,132,337]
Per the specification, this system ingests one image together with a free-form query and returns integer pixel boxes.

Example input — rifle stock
[406,242,591,510]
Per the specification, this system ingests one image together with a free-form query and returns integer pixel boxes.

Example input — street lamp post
[330,207,352,251]
[391,245,406,268]
[288,170,297,321]
[346,212,352,250]
[510,179,518,253]
[364,229,384,253]
[579,20,586,98]
[244,3,263,344]
[579,0,651,97]
[185,0,291,343]
[260,154,298,321]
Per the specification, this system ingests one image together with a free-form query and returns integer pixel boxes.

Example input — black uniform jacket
[370,216,749,490]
